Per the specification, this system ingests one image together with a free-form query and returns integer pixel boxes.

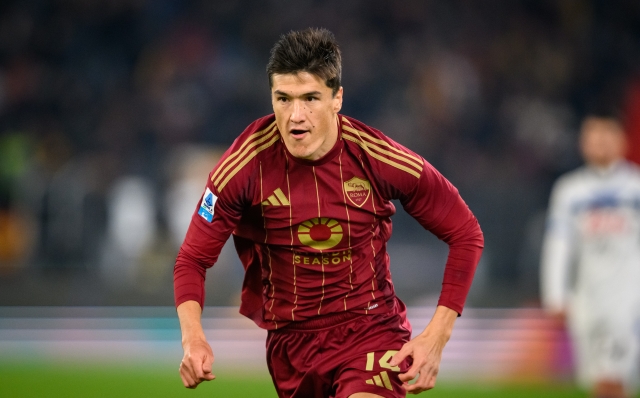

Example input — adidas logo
[365,371,393,391]
[261,188,290,206]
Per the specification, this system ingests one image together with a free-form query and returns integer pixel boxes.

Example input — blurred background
[0,0,639,396]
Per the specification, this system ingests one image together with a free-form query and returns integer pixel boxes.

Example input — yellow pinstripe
[342,124,423,168]
[342,132,422,178]
[216,133,280,192]
[210,121,276,184]
[338,148,354,311]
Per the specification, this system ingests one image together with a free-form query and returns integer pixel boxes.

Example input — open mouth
[290,129,308,137]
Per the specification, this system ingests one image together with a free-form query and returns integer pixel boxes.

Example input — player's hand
[179,338,215,389]
[390,306,456,394]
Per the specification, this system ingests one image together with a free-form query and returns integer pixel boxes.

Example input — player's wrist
[181,332,208,348]
[420,306,457,340]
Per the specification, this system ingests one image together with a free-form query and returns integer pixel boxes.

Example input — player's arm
[174,172,246,388]
[540,180,574,319]
[389,160,484,393]
[393,160,484,316]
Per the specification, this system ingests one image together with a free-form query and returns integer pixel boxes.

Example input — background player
[541,115,640,398]
[174,28,483,397]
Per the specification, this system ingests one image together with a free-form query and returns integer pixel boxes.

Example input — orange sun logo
[297,218,343,250]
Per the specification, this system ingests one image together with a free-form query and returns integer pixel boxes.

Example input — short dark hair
[267,28,342,96]
[582,105,626,133]
[582,101,625,126]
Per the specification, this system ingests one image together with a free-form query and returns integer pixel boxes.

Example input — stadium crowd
[0,0,639,306]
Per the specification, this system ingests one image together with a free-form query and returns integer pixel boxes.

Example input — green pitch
[0,361,627,398]
[0,362,276,398]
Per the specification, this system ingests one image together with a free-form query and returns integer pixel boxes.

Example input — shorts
[568,297,640,391]
[266,310,413,398]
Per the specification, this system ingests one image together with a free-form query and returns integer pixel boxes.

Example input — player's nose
[290,100,306,123]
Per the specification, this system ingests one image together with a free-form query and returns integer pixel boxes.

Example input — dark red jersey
[174,114,483,330]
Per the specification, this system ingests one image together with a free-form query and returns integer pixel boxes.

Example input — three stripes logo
[261,188,290,206]
[365,371,394,391]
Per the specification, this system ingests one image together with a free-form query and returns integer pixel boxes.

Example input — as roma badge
[344,176,371,207]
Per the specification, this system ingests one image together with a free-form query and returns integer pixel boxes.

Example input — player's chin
[287,144,313,159]
[291,151,312,159]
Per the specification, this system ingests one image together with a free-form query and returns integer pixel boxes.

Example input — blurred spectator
[100,175,157,288]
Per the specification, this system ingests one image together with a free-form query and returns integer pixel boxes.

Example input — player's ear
[333,87,343,113]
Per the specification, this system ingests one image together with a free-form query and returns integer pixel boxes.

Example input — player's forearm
[173,245,210,308]
[173,224,229,308]
[436,211,484,314]
[419,305,457,340]
[177,300,207,346]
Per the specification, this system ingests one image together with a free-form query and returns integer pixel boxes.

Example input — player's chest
[573,185,640,238]
[250,158,389,246]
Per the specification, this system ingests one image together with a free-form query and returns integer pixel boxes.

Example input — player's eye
[277,97,288,102]
[306,96,318,102]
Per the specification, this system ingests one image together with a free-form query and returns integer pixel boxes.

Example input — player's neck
[588,158,622,175]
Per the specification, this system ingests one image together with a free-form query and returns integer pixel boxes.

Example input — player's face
[271,72,343,161]
[580,118,627,167]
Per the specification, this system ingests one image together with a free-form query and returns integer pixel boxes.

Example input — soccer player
[541,115,640,398]
[174,28,484,398]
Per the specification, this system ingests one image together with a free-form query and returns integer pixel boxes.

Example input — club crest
[344,176,371,207]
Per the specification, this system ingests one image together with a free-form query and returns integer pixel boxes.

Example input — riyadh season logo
[297,218,343,250]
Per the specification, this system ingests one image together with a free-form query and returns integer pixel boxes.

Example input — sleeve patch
[197,188,217,222]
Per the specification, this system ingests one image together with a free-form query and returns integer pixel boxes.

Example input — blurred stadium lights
[0,306,572,383]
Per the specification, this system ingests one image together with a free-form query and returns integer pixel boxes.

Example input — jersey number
[365,350,400,372]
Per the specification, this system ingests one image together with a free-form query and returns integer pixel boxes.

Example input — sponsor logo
[344,176,371,207]
[293,249,352,265]
[261,188,290,206]
[198,187,216,222]
[297,218,343,250]
[583,210,628,235]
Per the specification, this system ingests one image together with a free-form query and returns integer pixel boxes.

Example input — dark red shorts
[266,310,412,398]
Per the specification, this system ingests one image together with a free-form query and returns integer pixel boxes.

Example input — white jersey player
[541,115,640,398]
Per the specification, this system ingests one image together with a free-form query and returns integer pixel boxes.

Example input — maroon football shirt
[174,114,483,330]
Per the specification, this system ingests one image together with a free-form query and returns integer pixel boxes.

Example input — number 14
[366,350,400,372]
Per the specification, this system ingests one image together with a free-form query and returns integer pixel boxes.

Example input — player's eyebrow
[273,90,322,97]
